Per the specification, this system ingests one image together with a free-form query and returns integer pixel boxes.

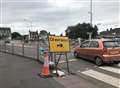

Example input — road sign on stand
[48,36,70,76]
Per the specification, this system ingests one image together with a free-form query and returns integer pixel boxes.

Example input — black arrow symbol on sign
[57,43,63,47]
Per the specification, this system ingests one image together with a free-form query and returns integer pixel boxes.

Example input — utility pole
[87,32,92,40]
[87,0,93,40]
[90,0,93,26]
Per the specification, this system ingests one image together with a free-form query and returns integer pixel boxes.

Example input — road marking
[99,66,120,74]
[59,59,77,63]
[81,69,120,88]
[118,63,120,67]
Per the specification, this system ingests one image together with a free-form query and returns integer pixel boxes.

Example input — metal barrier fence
[0,43,42,61]
[0,39,80,62]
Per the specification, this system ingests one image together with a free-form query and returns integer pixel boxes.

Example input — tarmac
[0,52,64,88]
[0,52,100,88]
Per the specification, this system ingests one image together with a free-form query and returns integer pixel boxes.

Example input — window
[89,41,99,48]
[103,41,119,48]
[81,41,90,48]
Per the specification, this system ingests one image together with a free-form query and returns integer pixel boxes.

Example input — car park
[74,38,120,66]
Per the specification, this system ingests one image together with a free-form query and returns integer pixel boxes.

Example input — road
[0,52,64,88]
[58,57,120,88]
[1,43,120,88]
[0,52,102,88]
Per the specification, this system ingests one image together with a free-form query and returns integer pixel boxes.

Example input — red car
[74,39,120,66]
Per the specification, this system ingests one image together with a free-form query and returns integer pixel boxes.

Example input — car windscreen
[103,41,119,48]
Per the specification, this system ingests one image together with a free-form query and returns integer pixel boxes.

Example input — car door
[78,40,91,58]
[88,41,101,60]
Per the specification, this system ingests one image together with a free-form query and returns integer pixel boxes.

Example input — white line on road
[118,63,120,67]
[81,69,120,88]
[99,66,120,74]
[59,59,78,64]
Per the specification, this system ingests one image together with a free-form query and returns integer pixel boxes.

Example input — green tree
[65,23,98,39]
[39,30,48,40]
[40,30,48,36]
[11,32,22,40]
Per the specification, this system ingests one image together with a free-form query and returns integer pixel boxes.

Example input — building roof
[100,28,120,37]
[0,27,11,31]
[29,31,38,35]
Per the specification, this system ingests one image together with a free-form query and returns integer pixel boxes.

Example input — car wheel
[95,57,103,66]
[74,52,79,58]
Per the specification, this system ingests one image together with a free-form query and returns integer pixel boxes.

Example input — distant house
[100,28,120,38]
[23,35,29,43]
[0,27,11,40]
[29,30,39,41]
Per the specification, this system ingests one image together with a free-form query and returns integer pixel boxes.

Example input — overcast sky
[0,0,120,35]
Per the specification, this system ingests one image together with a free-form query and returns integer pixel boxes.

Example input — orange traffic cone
[40,52,51,77]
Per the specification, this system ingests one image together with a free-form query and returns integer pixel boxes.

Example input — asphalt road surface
[58,57,120,88]
[0,52,64,88]
[1,43,120,88]
[0,52,102,88]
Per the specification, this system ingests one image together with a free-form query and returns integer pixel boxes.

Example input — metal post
[54,53,58,76]
[5,43,6,53]
[87,32,92,40]
[90,0,93,26]
[1,43,2,52]
[12,43,14,54]
[0,43,1,52]
[22,43,24,56]
[65,53,70,74]
[37,41,39,61]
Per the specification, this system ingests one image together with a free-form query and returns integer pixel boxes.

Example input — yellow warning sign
[48,36,70,52]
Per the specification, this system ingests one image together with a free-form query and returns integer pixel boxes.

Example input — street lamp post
[87,0,93,40]
[90,0,93,26]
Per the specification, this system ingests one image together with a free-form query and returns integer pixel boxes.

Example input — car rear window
[103,41,119,48]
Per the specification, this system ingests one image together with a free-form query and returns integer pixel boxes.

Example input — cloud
[0,0,119,35]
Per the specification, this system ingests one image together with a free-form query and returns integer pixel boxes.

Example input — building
[29,30,39,41]
[23,34,29,43]
[0,27,11,40]
[100,28,120,38]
